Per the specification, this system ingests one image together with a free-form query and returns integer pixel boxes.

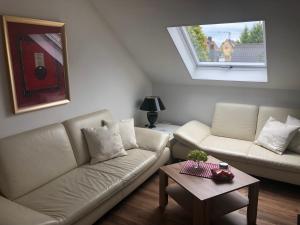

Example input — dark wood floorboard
[94,173,300,225]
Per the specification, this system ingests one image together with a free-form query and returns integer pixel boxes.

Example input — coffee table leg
[193,198,210,225]
[247,182,259,225]
[159,170,168,210]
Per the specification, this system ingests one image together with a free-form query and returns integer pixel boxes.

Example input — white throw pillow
[255,117,300,155]
[104,118,138,150]
[286,115,300,153]
[82,123,127,164]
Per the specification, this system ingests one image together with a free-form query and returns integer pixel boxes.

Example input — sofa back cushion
[211,103,258,141]
[256,106,300,139]
[63,110,113,166]
[0,124,77,200]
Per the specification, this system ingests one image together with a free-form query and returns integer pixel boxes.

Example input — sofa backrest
[63,109,113,166]
[0,124,77,200]
[211,103,259,141]
[256,106,300,139]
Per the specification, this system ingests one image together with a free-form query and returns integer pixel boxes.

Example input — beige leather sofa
[0,110,170,225]
[172,103,300,186]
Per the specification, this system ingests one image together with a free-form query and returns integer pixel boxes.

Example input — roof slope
[90,0,300,90]
[231,43,265,62]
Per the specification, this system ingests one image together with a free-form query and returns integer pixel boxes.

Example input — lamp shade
[140,96,166,112]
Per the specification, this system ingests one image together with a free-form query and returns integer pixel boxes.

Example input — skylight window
[168,21,268,82]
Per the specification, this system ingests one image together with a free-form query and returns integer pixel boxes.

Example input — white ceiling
[90,0,300,90]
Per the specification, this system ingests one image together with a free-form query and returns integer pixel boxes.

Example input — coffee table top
[160,156,259,201]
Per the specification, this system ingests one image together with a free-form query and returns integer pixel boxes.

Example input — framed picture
[1,15,70,114]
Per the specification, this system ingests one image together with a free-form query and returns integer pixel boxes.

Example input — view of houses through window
[184,21,266,66]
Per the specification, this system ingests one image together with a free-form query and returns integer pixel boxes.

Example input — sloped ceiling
[91,0,300,90]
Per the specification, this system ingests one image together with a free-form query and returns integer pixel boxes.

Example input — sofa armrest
[0,196,58,225]
[135,127,169,152]
[173,120,211,148]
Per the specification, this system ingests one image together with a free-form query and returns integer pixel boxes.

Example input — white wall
[0,0,151,138]
[154,83,300,126]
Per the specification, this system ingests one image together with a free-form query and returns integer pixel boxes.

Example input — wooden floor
[95,174,300,225]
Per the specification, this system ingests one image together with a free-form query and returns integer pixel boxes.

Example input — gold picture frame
[1,15,70,114]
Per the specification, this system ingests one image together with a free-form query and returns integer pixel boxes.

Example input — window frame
[167,22,268,82]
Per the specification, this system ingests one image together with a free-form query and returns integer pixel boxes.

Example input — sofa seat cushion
[0,196,58,225]
[83,149,157,183]
[248,144,300,173]
[15,149,157,225]
[199,135,252,160]
[15,167,123,225]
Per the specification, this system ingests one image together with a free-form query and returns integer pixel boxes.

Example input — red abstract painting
[2,16,70,114]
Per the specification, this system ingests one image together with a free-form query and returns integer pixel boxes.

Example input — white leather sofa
[0,109,170,225]
[172,103,300,186]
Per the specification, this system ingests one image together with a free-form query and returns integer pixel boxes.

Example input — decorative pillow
[286,115,300,153]
[255,117,300,155]
[82,123,127,164]
[104,118,138,150]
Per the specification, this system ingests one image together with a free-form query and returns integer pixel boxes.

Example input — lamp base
[147,111,158,128]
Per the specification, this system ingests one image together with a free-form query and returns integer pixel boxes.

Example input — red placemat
[180,160,219,179]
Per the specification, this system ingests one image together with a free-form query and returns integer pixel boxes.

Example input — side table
[149,123,180,147]
[151,123,180,139]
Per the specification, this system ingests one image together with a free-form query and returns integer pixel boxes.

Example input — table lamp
[140,96,166,128]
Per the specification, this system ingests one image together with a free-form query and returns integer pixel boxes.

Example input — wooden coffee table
[159,156,259,225]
